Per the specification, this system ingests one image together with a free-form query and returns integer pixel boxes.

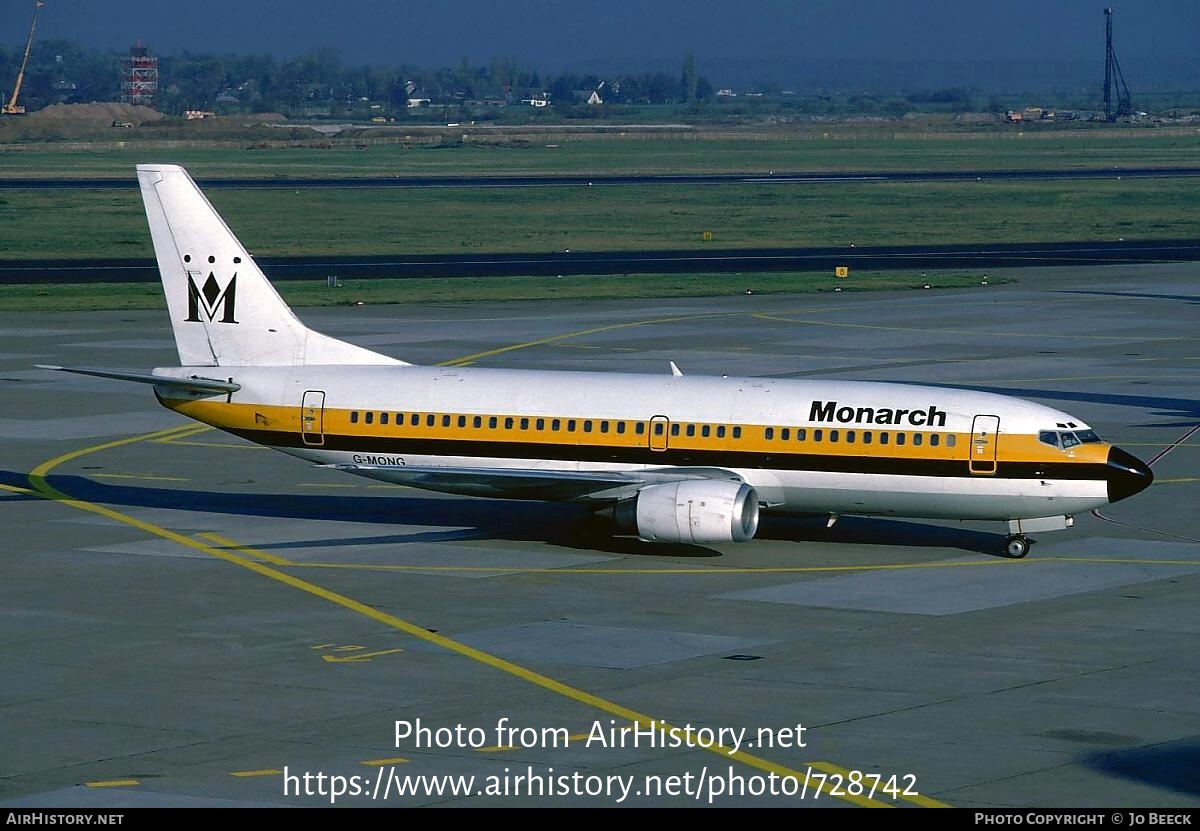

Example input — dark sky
[25,1,1200,77]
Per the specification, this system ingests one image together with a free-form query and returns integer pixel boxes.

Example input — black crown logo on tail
[186,272,238,324]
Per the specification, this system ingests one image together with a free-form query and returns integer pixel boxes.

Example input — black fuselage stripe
[230,428,1107,481]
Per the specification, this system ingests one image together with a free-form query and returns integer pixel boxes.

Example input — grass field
[0,271,1000,312]
[0,128,1194,309]
[1,131,1199,180]
[0,177,1193,260]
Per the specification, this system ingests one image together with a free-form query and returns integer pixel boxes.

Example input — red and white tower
[121,42,158,107]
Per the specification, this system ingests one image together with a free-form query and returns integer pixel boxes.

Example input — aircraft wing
[326,463,745,501]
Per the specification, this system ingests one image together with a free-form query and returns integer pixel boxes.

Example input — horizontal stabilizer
[36,364,241,394]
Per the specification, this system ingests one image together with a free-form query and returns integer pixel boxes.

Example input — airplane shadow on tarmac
[1057,289,1200,306]
[6,470,1012,560]
[1086,736,1200,798]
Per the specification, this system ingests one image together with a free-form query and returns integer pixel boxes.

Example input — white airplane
[42,164,1153,558]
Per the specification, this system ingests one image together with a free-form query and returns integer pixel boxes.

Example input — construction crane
[1103,7,1132,122]
[3,0,45,116]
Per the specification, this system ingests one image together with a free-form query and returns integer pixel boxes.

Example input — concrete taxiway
[1,263,1197,807]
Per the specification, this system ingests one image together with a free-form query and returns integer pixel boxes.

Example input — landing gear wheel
[1003,535,1030,559]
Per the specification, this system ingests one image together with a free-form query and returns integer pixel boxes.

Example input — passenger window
[552,419,561,431]
[946,434,956,448]
[488,416,498,429]
[504,417,514,429]
[879,432,888,445]
[670,424,680,437]
[781,428,790,441]
[930,434,940,447]
[350,411,359,424]
[583,420,593,432]
[365,412,374,425]
[442,415,451,427]
[600,421,609,433]
[686,424,695,437]
[765,427,774,440]
[846,430,856,443]
[520,418,529,430]
[829,429,839,443]
[536,418,545,430]
[473,416,482,428]
[896,433,906,446]
[732,426,742,439]
[380,413,389,425]
[635,423,645,435]
[426,414,435,427]
[796,428,807,441]
[567,420,576,432]
[717,426,726,438]
[1038,431,1060,448]
[396,413,404,424]
[411,414,420,426]
[458,415,466,428]
[701,425,711,438]
[912,433,923,446]
[813,429,822,442]
[617,422,626,434]
[654,423,664,435]
[863,431,872,445]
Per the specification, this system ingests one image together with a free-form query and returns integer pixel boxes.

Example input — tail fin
[137,164,405,368]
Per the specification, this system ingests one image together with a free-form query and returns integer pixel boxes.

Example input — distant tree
[682,52,698,104]
[641,72,680,104]
[454,57,474,96]
[548,72,579,103]
[489,56,521,93]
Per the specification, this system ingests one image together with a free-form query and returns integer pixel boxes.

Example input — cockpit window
[1042,429,1099,450]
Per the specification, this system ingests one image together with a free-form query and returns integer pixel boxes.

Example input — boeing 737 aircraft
[42,165,1154,557]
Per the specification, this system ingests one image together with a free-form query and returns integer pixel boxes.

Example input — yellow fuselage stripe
[166,399,1108,466]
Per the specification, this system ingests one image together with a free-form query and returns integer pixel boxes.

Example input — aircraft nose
[1106,446,1154,503]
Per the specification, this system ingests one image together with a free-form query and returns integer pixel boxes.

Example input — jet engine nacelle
[616,480,760,544]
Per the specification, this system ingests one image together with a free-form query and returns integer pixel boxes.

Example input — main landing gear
[1002,535,1031,559]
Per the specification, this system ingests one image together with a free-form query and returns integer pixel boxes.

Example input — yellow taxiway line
[23,429,938,808]
[441,312,734,367]
[85,779,140,788]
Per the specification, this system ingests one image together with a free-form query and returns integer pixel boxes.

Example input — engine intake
[614,480,760,544]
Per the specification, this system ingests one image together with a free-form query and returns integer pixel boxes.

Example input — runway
[5,239,1200,284]
[1,263,1198,807]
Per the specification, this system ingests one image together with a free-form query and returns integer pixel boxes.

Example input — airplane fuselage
[154,364,1148,524]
